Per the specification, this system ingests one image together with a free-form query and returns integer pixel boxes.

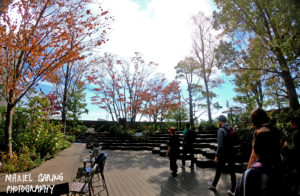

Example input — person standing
[247,108,270,168]
[181,123,195,169]
[166,127,180,177]
[235,127,286,196]
[208,115,236,196]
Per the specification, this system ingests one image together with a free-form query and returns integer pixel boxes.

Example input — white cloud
[100,0,215,80]
[83,0,236,121]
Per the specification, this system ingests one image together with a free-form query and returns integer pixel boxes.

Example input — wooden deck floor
[74,150,242,196]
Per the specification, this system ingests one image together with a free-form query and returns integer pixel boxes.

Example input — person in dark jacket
[247,108,273,168]
[181,122,195,168]
[166,127,180,177]
[235,126,285,196]
[208,115,236,196]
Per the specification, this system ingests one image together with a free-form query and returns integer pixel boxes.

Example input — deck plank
[76,150,242,196]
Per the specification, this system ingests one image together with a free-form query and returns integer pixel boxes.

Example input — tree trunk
[258,81,264,108]
[5,102,15,156]
[179,107,182,131]
[203,75,212,123]
[275,48,299,111]
[61,90,67,134]
[188,85,195,128]
[62,65,70,134]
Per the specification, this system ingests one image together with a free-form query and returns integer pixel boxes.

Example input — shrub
[198,121,218,131]
[0,95,72,172]
[269,108,300,141]
[0,146,44,173]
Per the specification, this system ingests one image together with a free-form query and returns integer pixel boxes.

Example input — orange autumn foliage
[0,0,112,155]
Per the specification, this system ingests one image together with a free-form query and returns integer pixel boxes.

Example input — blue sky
[39,0,237,121]
[78,0,237,121]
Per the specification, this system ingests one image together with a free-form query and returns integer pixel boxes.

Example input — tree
[213,0,300,111]
[264,76,289,110]
[0,0,111,155]
[66,81,88,129]
[166,96,188,131]
[233,69,265,112]
[191,12,223,123]
[48,60,87,133]
[216,33,296,111]
[88,52,156,127]
[144,75,181,130]
[121,52,156,125]
[175,57,201,128]
[0,0,11,15]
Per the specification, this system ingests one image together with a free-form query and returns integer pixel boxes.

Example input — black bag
[223,126,241,155]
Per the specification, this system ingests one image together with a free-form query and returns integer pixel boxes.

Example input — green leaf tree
[213,0,300,111]
[66,81,88,129]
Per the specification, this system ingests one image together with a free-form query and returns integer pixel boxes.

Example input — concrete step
[198,133,218,138]
[102,145,153,151]
[159,143,168,150]
[159,150,167,156]
[148,140,168,144]
[152,147,160,154]
[195,154,215,168]
[194,143,217,149]
[148,137,171,141]
[201,148,216,159]
[196,138,217,143]
[198,129,218,133]
[101,142,153,146]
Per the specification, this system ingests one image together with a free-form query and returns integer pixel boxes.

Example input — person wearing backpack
[208,115,236,196]
[181,122,195,169]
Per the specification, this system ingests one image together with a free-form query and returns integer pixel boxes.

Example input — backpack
[186,129,196,145]
[223,126,241,154]
[235,161,286,196]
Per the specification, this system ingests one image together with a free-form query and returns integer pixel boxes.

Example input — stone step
[195,154,215,168]
[159,150,167,156]
[101,142,153,147]
[148,140,168,144]
[200,148,216,159]
[196,138,217,143]
[101,142,161,148]
[198,133,218,138]
[149,134,216,139]
[194,143,217,149]
[159,144,168,150]
[148,137,172,140]
[95,138,147,143]
[102,145,153,151]
[152,147,160,154]
[198,129,218,133]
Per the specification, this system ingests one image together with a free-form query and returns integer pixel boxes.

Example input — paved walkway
[0,143,86,195]
[0,146,242,195]
[78,150,242,196]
